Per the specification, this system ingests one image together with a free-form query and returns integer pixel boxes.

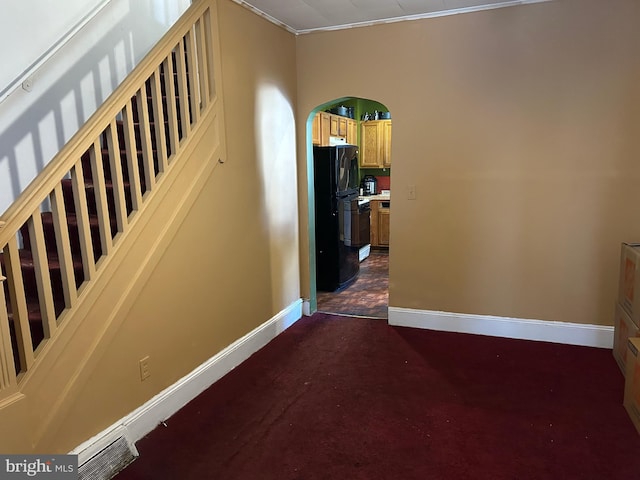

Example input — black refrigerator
[313,145,360,292]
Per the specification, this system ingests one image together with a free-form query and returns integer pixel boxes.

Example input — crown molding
[230,0,552,36]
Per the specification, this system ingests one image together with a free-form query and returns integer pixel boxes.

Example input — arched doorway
[306,97,391,319]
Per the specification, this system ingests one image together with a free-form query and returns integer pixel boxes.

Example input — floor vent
[78,435,138,480]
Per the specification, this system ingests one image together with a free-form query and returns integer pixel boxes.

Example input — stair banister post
[0,263,17,392]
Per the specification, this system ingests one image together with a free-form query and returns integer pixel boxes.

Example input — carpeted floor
[317,250,388,318]
[116,313,640,480]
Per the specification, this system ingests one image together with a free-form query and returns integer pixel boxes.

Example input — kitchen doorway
[309,97,391,319]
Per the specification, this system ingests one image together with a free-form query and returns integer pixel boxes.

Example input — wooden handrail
[0,0,208,244]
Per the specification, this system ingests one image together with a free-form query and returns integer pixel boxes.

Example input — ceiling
[231,0,549,34]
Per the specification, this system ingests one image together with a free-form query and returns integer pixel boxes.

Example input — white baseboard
[71,299,303,465]
[302,300,311,316]
[388,307,614,349]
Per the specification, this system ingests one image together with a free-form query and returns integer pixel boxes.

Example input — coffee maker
[362,175,377,196]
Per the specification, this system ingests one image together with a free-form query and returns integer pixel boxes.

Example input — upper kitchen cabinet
[312,112,358,146]
[347,118,357,146]
[312,113,321,145]
[359,119,392,168]
[382,120,392,168]
[312,112,330,145]
[330,115,347,137]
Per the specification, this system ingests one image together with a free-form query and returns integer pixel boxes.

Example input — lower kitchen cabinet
[370,199,390,248]
[378,207,390,246]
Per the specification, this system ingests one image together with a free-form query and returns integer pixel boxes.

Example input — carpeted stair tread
[0,247,84,307]
[0,248,84,278]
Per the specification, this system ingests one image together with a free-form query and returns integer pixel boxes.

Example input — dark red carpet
[116,313,640,479]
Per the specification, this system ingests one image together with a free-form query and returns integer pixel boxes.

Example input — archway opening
[306,96,392,319]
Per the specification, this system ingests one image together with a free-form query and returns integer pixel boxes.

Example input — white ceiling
[232,0,550,34]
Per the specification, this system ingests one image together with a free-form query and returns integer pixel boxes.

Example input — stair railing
[0,0,216,395]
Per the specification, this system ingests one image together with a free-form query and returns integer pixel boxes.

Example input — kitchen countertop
[360,193,390,201]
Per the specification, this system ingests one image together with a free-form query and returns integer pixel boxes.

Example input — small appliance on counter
[362,175,377,196]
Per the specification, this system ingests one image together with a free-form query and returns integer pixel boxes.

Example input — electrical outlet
[408,184,416,200]
[139,356,151,381]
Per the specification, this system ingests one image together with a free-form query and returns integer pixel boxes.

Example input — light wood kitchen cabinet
[347,119,357,146]
[312,113,321,145]
[320,113,330,144]
[370,199,390,248]
[382,121,392,168]
[359,119,392,168]
[340,117,348,137]
[360,121,382,168]
[329,115,338,137]
[312,112,331,146]
[330,116,347,137]
[378,207,390,246]
[313,112,357,146]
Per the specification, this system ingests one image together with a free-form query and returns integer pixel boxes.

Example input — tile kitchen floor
[316,249,389,319]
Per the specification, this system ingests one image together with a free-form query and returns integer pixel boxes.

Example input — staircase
[1,59,189,372]
[0,0,223,425]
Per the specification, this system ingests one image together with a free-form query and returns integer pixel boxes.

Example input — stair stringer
[0,105,226,453]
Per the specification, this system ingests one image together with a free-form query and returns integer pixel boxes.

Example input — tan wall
[39,0,299,452]
[296,0,640,325]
